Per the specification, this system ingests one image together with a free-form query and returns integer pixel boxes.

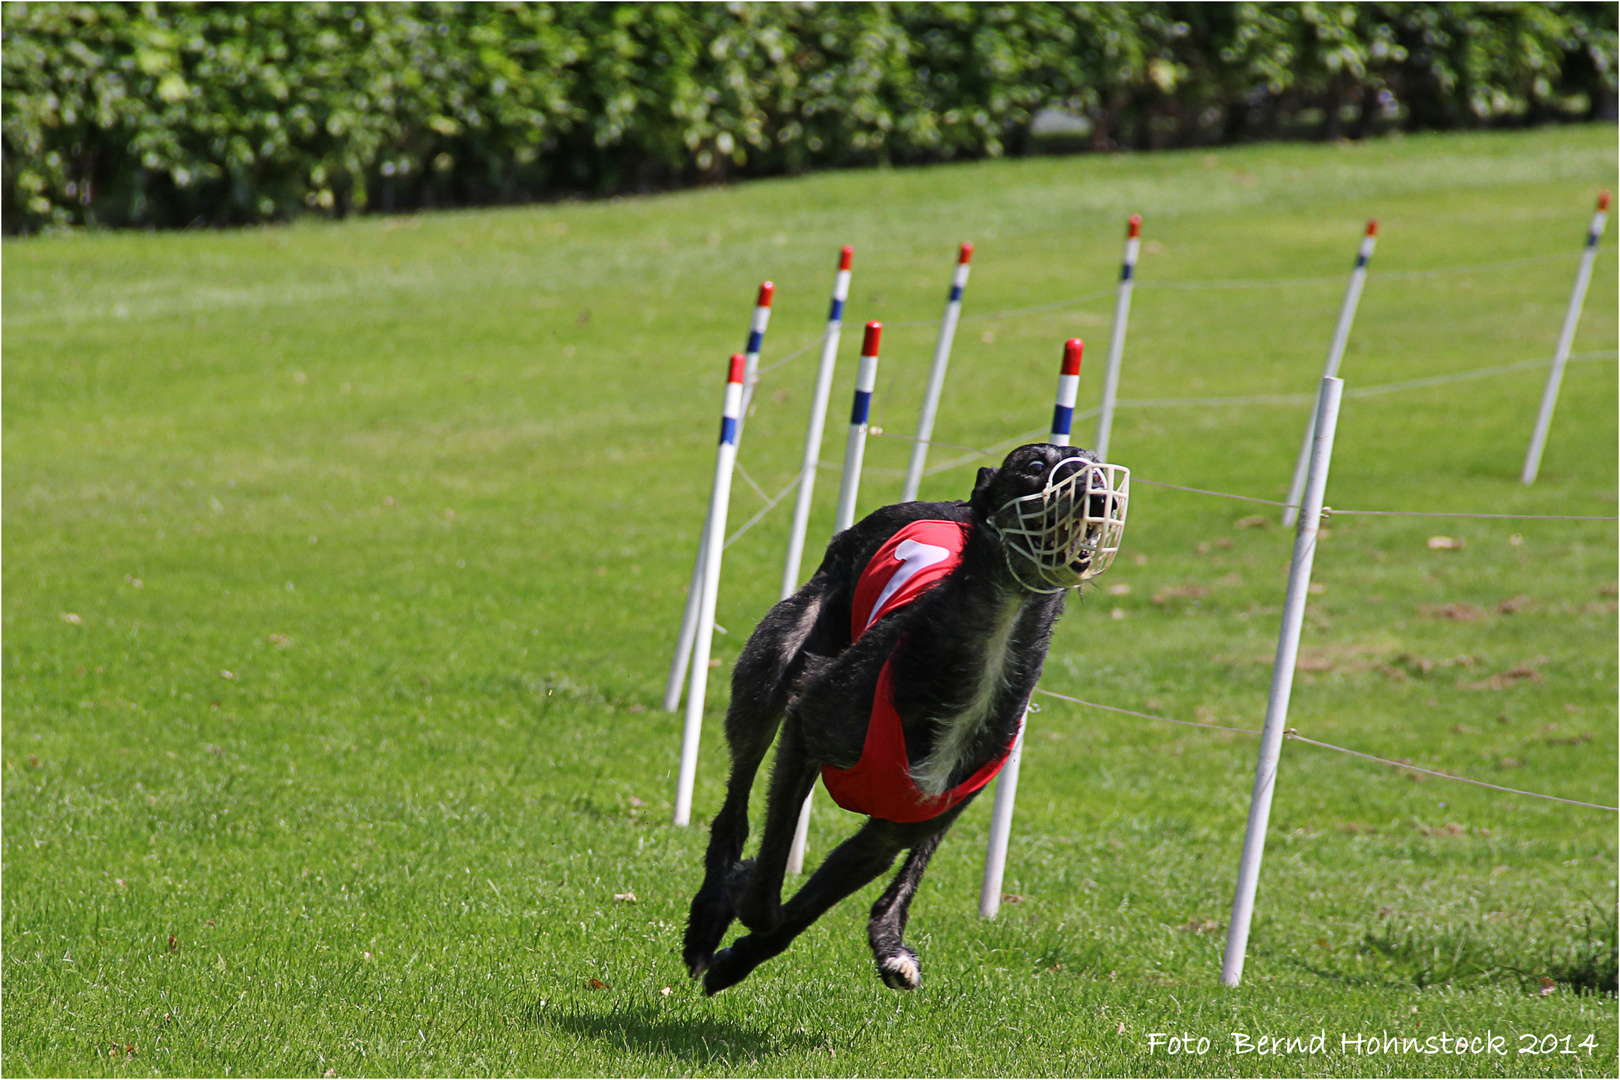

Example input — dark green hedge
[4,2,1615,232]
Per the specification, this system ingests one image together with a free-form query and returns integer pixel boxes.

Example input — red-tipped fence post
[1522,192,1609,484]
[673,354,750,826]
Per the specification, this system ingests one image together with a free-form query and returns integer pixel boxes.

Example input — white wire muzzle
[990,459,1130,593]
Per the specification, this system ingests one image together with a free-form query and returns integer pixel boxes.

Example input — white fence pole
[978,338,1084,915]
[780,247,854,598]
[784,778,817,875]
[901,243,974,502]
[662,524,709,713]
[1282,221,1375,527]
[1522,191,1610,485]
[672,355,748,827]
[1221,375,1344,985]
[787,321,883,873]
[977,712,1028,918]
[1094,215,1141,461]
[664,283,776,712]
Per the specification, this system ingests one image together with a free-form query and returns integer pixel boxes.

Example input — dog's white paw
[878,949,921,990]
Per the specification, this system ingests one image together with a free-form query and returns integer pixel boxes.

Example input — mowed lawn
[3,125,1616,1077]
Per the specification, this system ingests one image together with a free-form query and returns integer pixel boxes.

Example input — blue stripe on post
[1051,404,1073,437]
[1354,253,1369,269]
[1589,230,1601,249]
[850,390,872,425]
[828,297,845,322]
[1120,263,1134,282]
[948,285,963,303]
[719,416,738,445]
[746,330,764,353]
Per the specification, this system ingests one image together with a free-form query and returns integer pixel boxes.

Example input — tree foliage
[4,2,1614,232]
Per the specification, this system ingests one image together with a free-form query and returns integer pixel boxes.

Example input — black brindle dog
[683,442,1128,994]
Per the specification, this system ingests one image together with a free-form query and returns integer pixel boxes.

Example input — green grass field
[4,125,1617,1077]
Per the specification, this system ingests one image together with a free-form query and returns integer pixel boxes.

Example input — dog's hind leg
[732,719,820,936]
[683,589,822,977]
[705,818,908,995]
[867,828,947,990]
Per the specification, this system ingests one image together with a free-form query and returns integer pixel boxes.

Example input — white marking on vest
[866,539,951,630]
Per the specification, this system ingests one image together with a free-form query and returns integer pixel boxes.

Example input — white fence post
[901,243,974,502]
[1282,222,1374,526]
[1221,375,1344,985]
[1522,191,1609,485]
[672,355,748,827]
[1094,215,1141,461]
[978,338,1084,915]
[664,283,776,712]
[978,711,1028,918]
[662,524,709,713]
[787,322,883,873]
[781,246,854,598]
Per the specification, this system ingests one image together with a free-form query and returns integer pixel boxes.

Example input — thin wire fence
[1032,688,1618,813]
[682,241,1617,882]
[732,460,774,506]
[811,251,1588,337]
[848,351,1617,481]
[722,422,1619,549]
[1327,508,1618,522]
[872,440,1620,522]
[1131,477,1290,507]
[724,474,799,549]
[727,413,1617,805]
[1341,350,1613,399]
[1136,251,1579,291]
[728,226,1609,394]
[1111,351,1615,410]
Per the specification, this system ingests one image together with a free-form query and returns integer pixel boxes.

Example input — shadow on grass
[1284,905,1619,996]
[1365,906,1616,995]
[529,998,819,1065]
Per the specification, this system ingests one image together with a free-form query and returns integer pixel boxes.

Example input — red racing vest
[820,519,1023,822]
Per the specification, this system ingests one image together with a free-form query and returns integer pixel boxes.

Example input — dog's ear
[970,466,998,519]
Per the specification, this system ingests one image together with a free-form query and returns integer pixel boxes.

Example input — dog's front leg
[733,720,819,935]
[705,818,906,995]
[685,587,826,976]
[682,700,779,977]
[867,822,952,990]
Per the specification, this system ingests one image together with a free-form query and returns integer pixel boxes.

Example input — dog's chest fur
[783,502,1063,788]
[883,522,1063,793]
[907,592,1026,794]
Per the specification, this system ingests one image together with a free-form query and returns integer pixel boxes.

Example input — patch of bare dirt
[1458,659,1546,691]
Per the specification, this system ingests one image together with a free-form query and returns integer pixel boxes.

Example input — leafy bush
[4,2,1615,232]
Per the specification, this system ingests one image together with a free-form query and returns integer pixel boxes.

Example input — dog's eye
[1024,460,1046,475]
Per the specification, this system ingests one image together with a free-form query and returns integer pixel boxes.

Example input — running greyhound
[683,442,1128,994]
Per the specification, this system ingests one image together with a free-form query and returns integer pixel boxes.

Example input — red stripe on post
[756,281,775,308]
[958,242,974,265]
[839,245,854,271]
[1062,338,1084,376]
[1128,214,1142,239]
[1365,219,1379,237]
[862,321,883,356]
[727,353,747,384]
[1599,191,1612,212]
